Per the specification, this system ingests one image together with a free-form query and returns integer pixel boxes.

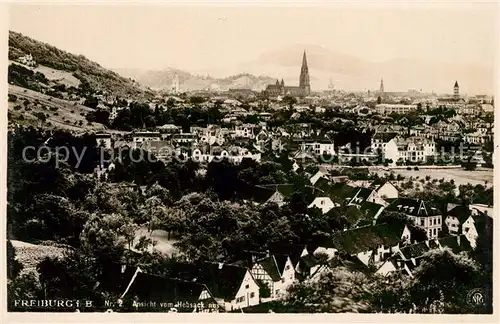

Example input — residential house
[386,198,442,239]
[161,262,261,312]
[120,268,222,312]
[310,170,327,185]
[370,181,399,200]
[250,254,296,300]
[371,132,399,164]
[348,187,387,207]
[461,213,493,249]
[294,247,323,280]
[313,222,411,267]
[444,205,471,235]
[395,136,436,163]
[300,140,335,156]
[308,196,339,214]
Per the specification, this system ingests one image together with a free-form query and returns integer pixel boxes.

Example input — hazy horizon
[8,4,498,93]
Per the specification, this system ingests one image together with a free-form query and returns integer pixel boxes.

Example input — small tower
[453,81,459,99]
[380,78,384,94]
[171,73,180,94]
[281,78,285,87]
[276,79,280,85]
[328,78,334,92]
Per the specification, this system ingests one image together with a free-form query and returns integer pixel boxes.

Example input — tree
[282,267,373,312]
[83,96,99,109]
[407,249,489,313]
[7,240,23,280]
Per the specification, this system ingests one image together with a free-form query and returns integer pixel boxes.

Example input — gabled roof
[438,235,472,253]
[256,256,281,282]
[471,213,493,233]
[386,198,441,217]
[273,254,290,274]
[446,205,471,224]
[124,272,216,305]
[319,223,406,254]
[348,187,374,204]
[360,202,385,219]
[99,262,139,294]
[162,262,249,301]
[246,186,277,204]
[319,182,358,201]
[399,242,430,260]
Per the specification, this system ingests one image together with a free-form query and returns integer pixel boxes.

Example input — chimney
[266,250,270,258]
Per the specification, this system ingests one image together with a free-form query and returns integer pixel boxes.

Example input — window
[433,228,436,236]
[245,284,249,289]
[420,219,425,226]
[438,218,441,224]
[250,292,255,298]
[285,265,290,270]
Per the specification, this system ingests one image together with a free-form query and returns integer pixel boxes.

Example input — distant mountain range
[235,44,493,94]
[121,43,492,95]
[113,68,277,92]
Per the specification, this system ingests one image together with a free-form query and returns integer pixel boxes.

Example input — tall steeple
[380,78,384,94]
[453,80,459,99]
[299,50,311,95]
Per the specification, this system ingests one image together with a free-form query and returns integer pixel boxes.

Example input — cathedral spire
[299,50,310,95]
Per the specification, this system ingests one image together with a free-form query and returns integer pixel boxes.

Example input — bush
[414,167,419,171]
[8,94,18,102]
[406,167,412,170]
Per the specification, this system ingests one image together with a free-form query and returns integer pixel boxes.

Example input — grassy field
[374,168,493,187]
[132,227,180,256]
[33,64,81,88]
[8,84,106,132]
[11,240,69,277]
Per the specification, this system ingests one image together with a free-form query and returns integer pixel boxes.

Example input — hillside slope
[115,68,276,92]
[9,30,148,98]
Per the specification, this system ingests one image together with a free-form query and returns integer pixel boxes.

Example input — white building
[375,104,417,115]
[300,140,335,156]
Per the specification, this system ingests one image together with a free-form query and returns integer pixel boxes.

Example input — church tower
[380,78,384,94]
[299,50,311,95]
[453,81,459,99]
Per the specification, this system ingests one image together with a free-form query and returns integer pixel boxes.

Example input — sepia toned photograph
[4,2,497,317]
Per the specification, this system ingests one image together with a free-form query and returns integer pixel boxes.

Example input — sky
[8,3,499,91]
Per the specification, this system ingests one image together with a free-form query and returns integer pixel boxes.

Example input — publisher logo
[466,288,486,308]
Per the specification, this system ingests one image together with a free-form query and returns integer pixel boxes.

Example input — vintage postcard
[2,1,498,321]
